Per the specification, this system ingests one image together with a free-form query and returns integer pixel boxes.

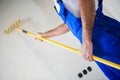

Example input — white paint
[1,0,120,80]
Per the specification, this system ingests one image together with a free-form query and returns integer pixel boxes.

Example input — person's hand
[80,41,94,61]
[35,32,45,41]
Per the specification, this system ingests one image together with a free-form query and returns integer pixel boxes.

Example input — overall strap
[57,0,62,3]
[96,0,103,16]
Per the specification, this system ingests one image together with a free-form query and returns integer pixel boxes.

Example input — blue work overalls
[56,0,120,79]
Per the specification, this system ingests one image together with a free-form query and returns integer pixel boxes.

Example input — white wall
[1,0,119,80]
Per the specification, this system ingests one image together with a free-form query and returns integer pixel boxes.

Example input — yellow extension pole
[17,29,120,70]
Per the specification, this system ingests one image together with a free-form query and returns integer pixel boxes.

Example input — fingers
[80,48,94,62]
[83,53,93,62]
[35,32,43,41]
[80,41,94,62]
[87,54,93,61]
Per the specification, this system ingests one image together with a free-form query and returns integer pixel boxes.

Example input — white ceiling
[1,0,119,80]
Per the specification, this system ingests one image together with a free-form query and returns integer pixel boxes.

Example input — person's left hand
[79,41,94,62]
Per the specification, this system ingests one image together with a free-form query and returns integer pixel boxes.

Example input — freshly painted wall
[0,0,119,80]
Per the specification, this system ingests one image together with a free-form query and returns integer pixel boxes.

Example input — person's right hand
[79,41,94,62]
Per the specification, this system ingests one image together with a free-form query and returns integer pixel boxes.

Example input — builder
[37,0,120,79]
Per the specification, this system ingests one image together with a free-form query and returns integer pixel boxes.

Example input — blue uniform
[56,0,120,79]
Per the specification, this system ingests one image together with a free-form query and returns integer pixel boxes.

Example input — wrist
[82,39,92,45]
[82,32,92,43]
[38,32,47,38]
[82,35,92,43]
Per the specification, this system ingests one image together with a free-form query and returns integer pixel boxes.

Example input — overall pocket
[98,15,120,57]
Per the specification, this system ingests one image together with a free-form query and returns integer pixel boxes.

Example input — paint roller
[3,19,120,70]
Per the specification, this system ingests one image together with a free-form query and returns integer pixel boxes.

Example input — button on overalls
[56,0,120,79]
